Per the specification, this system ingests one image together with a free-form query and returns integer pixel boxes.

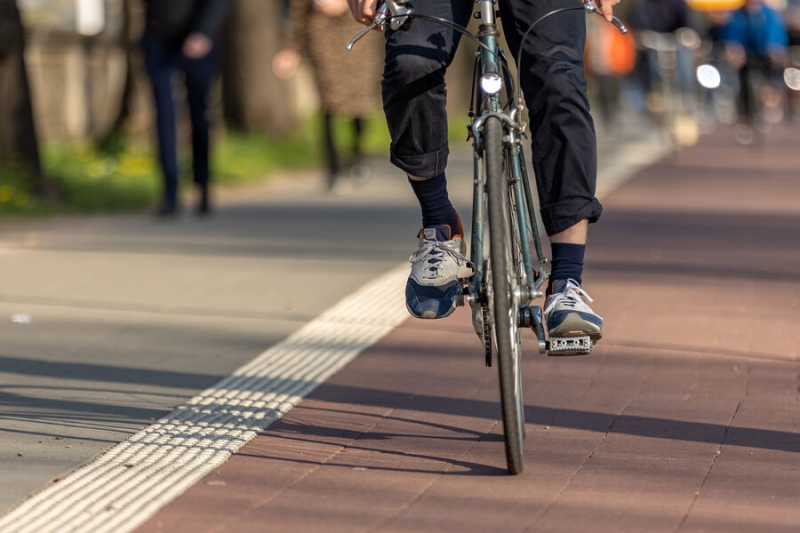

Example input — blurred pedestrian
[629,0,698,108]
[273,0,382,192]
[585,14,637,128]
[140,0,230,217]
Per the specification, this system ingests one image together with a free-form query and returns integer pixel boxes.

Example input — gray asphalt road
[0,114,663,514]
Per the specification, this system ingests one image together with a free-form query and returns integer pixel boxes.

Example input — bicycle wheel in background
[484,115,525,475]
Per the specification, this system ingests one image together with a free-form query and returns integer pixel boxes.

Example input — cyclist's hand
[596,0,621,23]
[347,0,379,25]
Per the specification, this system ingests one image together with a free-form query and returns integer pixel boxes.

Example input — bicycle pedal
[547,336,593,357]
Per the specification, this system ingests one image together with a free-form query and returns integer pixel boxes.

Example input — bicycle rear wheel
[484,115,525,475]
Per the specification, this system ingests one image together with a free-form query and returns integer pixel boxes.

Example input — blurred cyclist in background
[628,0,698,121]
[720,0,788,133]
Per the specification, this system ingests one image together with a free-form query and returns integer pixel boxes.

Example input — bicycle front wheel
[484,115,525,475]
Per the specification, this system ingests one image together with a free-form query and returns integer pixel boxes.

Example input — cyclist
[347,0,614,343]
[720,0,788,128]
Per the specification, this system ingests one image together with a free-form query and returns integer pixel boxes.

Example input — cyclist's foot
[544,279,603,342]
[406,222,468,319]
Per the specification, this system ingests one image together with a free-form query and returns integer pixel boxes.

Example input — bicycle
[348,0,626,475]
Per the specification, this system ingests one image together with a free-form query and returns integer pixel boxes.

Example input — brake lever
[346,0,413,51]
[581,0,628,34]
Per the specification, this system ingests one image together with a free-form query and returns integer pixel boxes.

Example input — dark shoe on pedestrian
[155,202,179,219]
[196,185,211,216]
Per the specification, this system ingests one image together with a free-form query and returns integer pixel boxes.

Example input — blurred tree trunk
[101,0,134,144]
[0,0,45,197]
[222,0,295,135]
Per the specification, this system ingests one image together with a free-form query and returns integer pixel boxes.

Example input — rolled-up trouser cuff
[541,197,603,236]
[389,143,450,179]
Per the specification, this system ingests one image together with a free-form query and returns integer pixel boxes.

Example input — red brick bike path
[137,126,800,533]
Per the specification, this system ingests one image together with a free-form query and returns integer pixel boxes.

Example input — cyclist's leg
[382,0,473,319]
[500,0,603,341]
[382,0,472,183]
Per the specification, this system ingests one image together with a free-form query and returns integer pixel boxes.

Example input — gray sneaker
[544,279,603,341]
[405,224,468,319]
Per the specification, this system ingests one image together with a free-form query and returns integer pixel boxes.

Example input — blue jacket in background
[721,4,788,58]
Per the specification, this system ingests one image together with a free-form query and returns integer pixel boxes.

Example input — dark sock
[409,173,460,235]
[549,243,586,293]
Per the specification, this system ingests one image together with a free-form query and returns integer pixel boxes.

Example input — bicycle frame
[347,0,627,475]
[466,1,548,357]
[346,1,626,355]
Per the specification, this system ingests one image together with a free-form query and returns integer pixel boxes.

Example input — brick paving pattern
[137,126,800,533]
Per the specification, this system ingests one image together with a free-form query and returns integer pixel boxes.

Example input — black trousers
[142,34,218,209]
[382,0,602,235]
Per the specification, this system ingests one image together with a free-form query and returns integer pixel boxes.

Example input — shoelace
[409,239,467,280]
[544,281,599,316]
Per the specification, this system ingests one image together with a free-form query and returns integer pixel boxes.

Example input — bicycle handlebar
[581,0,628,34]
[345,0,412,51]
[346,0,626,51]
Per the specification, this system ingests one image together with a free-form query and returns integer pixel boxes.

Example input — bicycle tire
[484,115,525,475]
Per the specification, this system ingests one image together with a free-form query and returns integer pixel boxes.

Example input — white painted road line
[0,264,410,533]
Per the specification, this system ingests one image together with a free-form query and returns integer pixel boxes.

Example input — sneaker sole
[408,303,457,320]
[547,312,603,343]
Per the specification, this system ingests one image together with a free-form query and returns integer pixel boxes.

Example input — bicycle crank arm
[547,336,593,356]
[519,305,547,354]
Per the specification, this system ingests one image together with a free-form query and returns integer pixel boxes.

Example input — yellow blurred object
[674,114,700,146]
[686,0,744,11]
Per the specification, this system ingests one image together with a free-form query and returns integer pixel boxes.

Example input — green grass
[43,142,161,212]
[0,165,46,215]
[1,110,476,216]
[0,113,391,215]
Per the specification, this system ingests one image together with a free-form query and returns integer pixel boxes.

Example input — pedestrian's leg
[183,47,216,214]
[322,113,340,190]
[351,116,364,163]
[142,37,180,214]
[346,116,371,185]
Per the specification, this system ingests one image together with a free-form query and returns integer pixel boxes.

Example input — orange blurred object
[686,0,744,12]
